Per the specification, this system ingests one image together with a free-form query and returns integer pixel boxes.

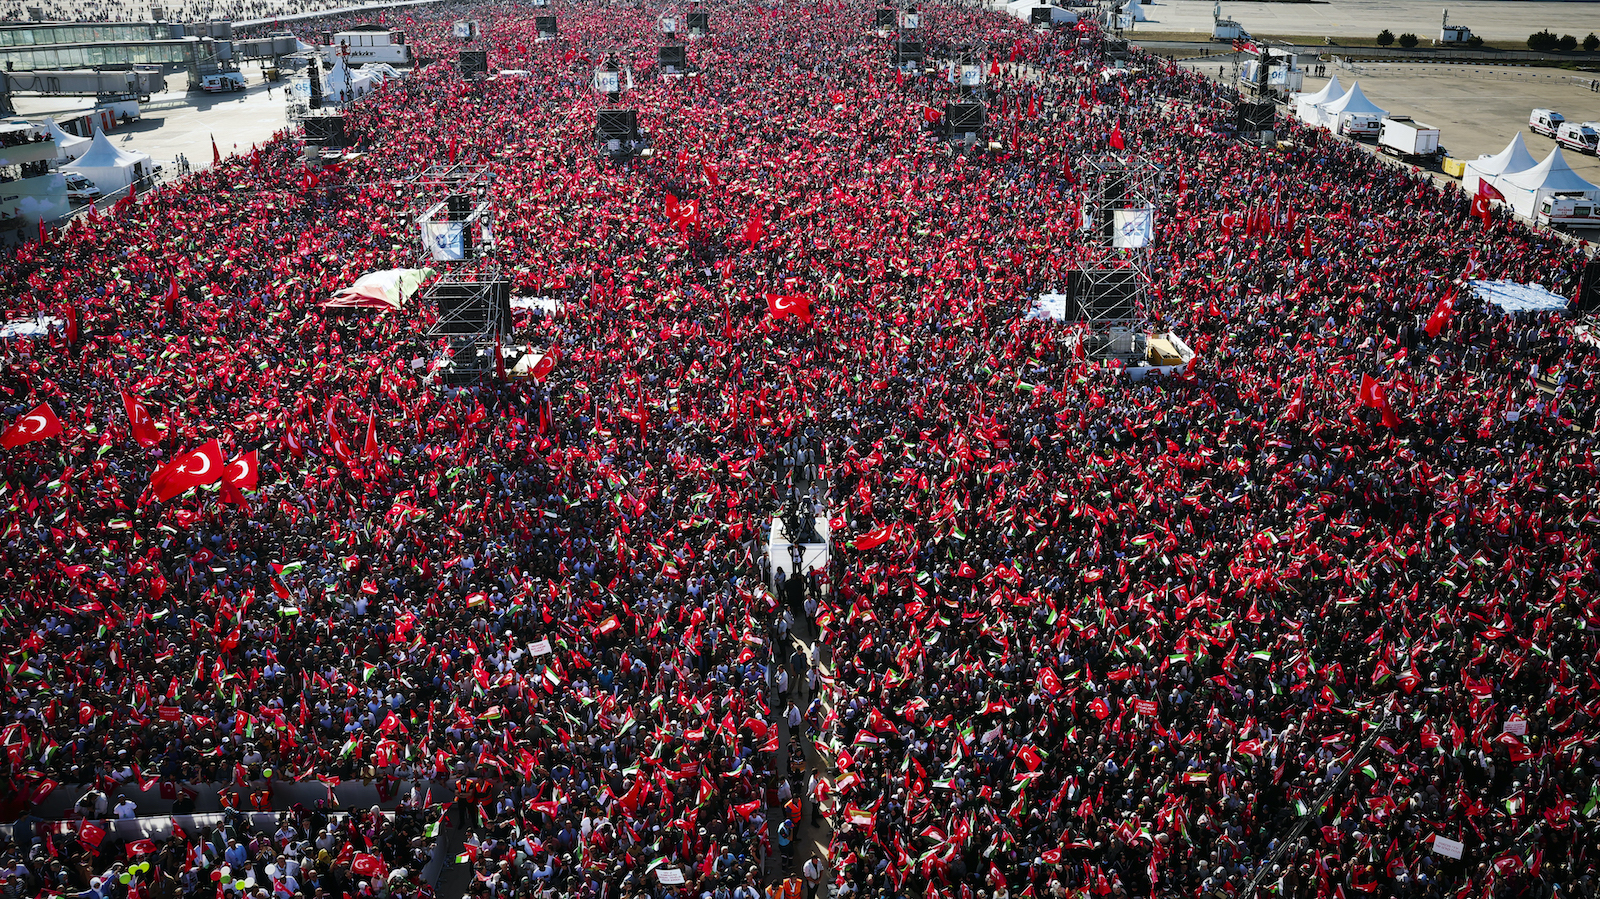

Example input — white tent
[1463,133,1538,196]
[1292,74,1343,128]
[42,118,91,161]
[1496,147,1599,220]
[61,130,152,194]
[1316,81,1386,134]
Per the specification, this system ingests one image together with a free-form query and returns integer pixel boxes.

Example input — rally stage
[767,514,831,586]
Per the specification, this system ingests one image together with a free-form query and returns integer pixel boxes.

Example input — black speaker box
[1235,101,1275,132]
[1576,259,1600,315]
[659,45,686,71]
[302,112,345,146]
[687,12,708,31]
[597,109,639,141]
[947,102,985,131]
[1030,7,1052,24]
[435,282,512,336]
[459,49,488,76]
[894,40,922,62]
[535,15,556,34]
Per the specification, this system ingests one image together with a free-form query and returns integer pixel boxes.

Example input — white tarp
[511,296,564,315]
[1026,292,1071,321]
[0,315,63,338]
[1463,132,1538,197]
[1112,206,1154,248]
[61,129,152,194]
[1471,279,1568,315]
[1495,147,1599,220]
[1316,81,1386,132]
[1293,74,1343,128]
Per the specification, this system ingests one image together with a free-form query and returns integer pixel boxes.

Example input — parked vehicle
[200,71,247,92]
[1378,116,1441,158]
[63,172,100,201]
[1555,122,1598,155]
[1529,108,1564,137]
[1339,112,1381,139]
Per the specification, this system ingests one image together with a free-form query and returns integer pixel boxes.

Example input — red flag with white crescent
[122,390,162,448]
[152,440,224,501]
[0,403,63,449]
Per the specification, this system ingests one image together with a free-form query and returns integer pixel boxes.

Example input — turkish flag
[1424,291,1456,337]
[1109,121,1125,150]
[1037,667,1063,696]
[855,523,894,551]
[743,209,764,248]
[283,421,305,457]
[1285,381,1306,421]
[152,440,225,501]
[122,390,162,447]
[766,294,813,323]
[80,822,106,850]
[126,839,158,858]
[160,279,181,318]
[328,425,354,464]
[363,410,379,459]
[530,345,559,382]
[352,853,386,878]
[223,450,259,489]
[1471,181,1504,224]
[1,403,63,449]
[1358,374,1382,408]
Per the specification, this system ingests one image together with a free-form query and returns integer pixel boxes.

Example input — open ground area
[1130,0,1600,42]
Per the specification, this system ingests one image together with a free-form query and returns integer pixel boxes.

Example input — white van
[1339,112,1380,139]
[1530,108,1564,137]
[1556,122,1598,155]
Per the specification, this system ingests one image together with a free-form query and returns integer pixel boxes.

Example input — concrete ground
[1175,56,1600,238]
[1127,0,1600,43]
[12,57,289,180]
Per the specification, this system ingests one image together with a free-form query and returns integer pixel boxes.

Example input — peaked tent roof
[1297,73,1344,106]
[1471,132,1538,178]
[1317,81,1386,118]
[1500,146,1599,194]
[63,129,150,170]
[42,118,90,153]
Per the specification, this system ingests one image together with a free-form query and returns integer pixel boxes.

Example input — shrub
[1528,30,1559,51]
[1377,29,1394,46]
[1398,33,1418,48]
[1557,34,1578,52]
[1466,35,1484,48]
[1585,33,1599,51]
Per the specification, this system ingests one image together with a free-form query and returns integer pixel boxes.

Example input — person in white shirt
[113,797,138,819]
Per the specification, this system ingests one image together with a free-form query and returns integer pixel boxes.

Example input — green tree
[1377,29,1394,46]
[1527,30,1558,51]
[1557,34,1578,51]
[1398,33,1418,48]
[1584,33,1599,51]
[1466,35,1484,48]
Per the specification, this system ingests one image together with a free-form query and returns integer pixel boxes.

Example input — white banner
[593,70,620,93]
[959,65,982,87]
[1432,836,1464,860]
[1112,206,1155,249]
[423,222,465,261]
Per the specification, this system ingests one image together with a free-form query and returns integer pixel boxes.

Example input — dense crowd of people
[1,0,1598,898]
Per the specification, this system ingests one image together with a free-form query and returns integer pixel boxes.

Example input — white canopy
[1496,147,1599,219]
[1316,80,1386,123]
[1463,132,1537,196]
[61,129,152,193]
[1293,74,1343,127]
[43,118,91,161]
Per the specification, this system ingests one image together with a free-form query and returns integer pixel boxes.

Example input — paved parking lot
[1131,0,1600,43]
[13,59,289,177]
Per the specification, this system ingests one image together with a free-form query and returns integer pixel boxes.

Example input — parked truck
[1378,115,1441,159]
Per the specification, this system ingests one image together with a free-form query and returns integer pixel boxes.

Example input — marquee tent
[1463,133,1538,197]
[1292,74,1343,128]
[43,118,91,161]
[61,130,152,194]
[1315,81,1385,134]
[1495,147,1599,221]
